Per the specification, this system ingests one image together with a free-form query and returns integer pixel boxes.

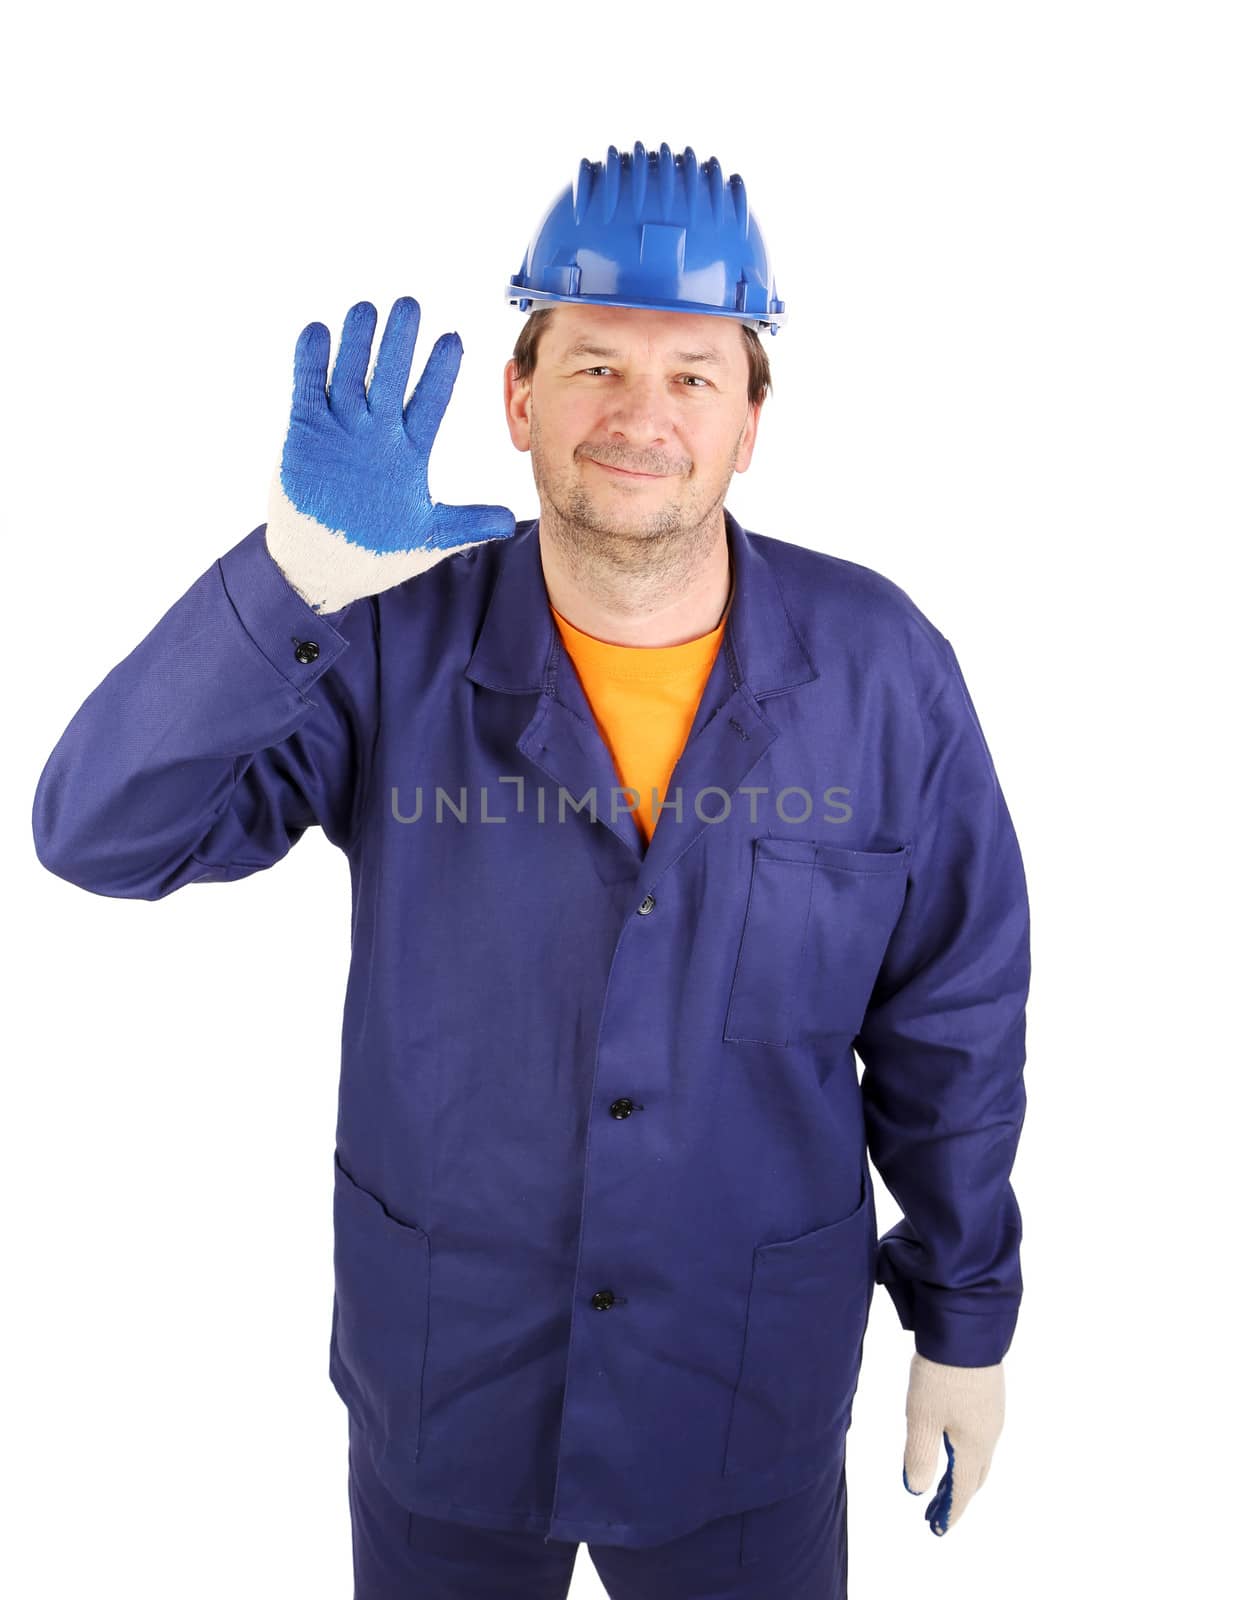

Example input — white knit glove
[264,296,515,614]
[902,1352,1006,1534]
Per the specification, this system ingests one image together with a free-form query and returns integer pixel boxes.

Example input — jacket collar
[462,508,820,884]
[464,506,818,702]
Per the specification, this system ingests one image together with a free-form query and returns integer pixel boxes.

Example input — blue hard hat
[506,141,786,336]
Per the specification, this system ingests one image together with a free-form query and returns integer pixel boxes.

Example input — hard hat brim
[505,284,783,334]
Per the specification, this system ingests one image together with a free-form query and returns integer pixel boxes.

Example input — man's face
[504,303,762,545]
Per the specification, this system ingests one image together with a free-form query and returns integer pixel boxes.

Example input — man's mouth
[588,459,666,481]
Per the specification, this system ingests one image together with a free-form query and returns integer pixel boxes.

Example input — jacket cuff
[878,1270,1019,1367]
[217,524,352,694]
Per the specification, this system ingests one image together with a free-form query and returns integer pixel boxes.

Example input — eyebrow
[558,339,726,367]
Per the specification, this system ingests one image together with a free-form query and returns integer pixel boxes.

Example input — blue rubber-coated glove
[264,295,516,613]
[901,1353,1006,1535]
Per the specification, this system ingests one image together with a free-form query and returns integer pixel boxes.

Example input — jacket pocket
[723,837,911,1047]
[329,1150,431,1462]
[723,1164,876,1478]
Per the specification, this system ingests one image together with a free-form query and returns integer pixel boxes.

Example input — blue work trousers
[347,1414,849,1599]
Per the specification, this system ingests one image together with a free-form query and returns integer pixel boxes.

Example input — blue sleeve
[32,525,377,900]
[857,636,1032,1367]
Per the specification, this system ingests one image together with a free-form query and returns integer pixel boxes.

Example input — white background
[7,2,1230,1595]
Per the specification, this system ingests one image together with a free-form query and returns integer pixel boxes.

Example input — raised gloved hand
[901,1353,1006,1535]
[265,295,517,613]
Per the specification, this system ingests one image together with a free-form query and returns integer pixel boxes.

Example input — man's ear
[504,358,531,453]
[735,401,763,474]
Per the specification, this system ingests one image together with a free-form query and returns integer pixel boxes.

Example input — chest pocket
[723,836,911,1047]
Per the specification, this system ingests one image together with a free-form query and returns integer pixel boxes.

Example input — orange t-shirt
[549,581,733,847]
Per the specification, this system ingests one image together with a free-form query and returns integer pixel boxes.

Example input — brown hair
[510,305,772,409]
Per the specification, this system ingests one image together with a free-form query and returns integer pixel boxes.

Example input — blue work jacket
[31,508,1030,1549]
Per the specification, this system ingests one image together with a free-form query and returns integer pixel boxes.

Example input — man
[32,142,1030,1599]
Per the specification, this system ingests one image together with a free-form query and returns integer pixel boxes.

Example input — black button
[609,1097,635,1120]
[294,640,320,664]
[591,1289,617,1311]
[636,894,656,916]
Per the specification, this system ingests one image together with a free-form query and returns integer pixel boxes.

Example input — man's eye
[582,367,709,388]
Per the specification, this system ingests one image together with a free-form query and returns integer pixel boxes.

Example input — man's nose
[600,377,678,441]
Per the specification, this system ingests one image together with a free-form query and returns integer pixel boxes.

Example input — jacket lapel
[463,507,820,892]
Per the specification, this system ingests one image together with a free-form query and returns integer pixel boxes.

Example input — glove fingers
[926,1430,990,1535]
[430,503,517,549]
[291,322,331,417]
[925,1428,956,1535]
[903,1410,941,1494]
[330,301,378,421]
[405,332,464,457]
[367,295,422,418]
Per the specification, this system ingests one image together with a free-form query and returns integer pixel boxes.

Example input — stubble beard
[528,409,735,583]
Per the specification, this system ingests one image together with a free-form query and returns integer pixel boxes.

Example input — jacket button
[591,1289,617,1311]
[294,640,320,664]
[609,1097,635,1119]
[636,894,656,915]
